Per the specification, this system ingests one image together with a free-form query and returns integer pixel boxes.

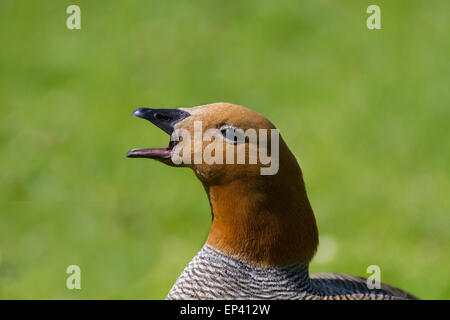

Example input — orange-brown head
[127,102,318,266]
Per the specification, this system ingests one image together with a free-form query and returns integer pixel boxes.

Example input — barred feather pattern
[166,245,415,300]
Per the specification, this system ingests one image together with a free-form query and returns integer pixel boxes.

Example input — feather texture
[167,245,417,300]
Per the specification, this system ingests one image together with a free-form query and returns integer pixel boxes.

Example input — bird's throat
[205,154,319,267]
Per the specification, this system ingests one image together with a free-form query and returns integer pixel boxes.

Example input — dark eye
[220,125,243,145]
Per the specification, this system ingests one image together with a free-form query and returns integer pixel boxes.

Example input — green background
[0,1,448,299]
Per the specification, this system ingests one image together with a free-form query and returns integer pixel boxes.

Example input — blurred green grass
[0,0,449,299]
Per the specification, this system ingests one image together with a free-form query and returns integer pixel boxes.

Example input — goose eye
[220,125,244,145]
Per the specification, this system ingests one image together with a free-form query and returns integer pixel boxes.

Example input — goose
[126,102,417,300]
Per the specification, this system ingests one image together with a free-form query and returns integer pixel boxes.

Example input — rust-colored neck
[205,144,318,267]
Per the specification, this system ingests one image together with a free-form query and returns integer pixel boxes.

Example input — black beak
[131,108,190,135]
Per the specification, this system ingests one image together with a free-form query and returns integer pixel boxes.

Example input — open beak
[126,107,190,159]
